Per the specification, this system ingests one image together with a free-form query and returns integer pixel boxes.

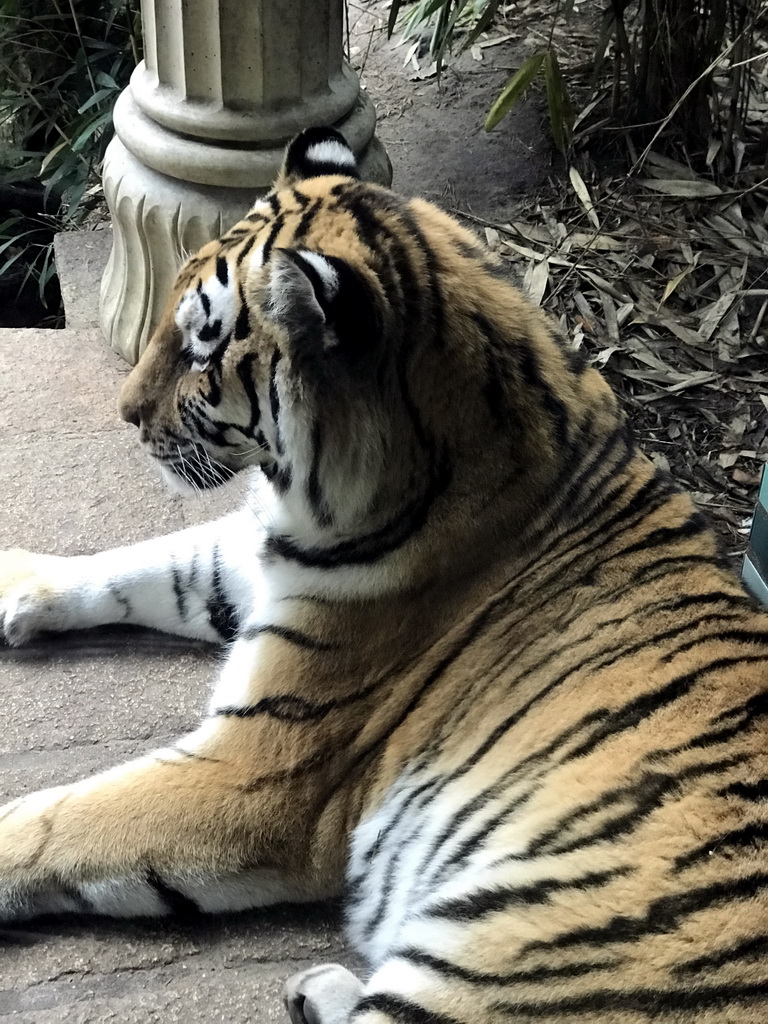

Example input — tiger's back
[0,127,766,1023]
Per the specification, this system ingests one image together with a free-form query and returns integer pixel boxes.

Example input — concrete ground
[0,317,353,1020]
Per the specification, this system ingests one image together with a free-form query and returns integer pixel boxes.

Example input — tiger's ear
[275,126,360,189]
[265,248,380,368]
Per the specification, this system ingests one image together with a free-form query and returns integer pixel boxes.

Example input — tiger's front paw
[0,548,74,646]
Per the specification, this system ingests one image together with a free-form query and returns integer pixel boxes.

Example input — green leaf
[435,0,470,74]
[0,246,27,280]
[544,49,573,156]
[96,71,118,90]
[77,87,115,115]
[387,0,404,38]
[485,52,546,131]
[71,109,112,152]
[422,0,454,17]
[0,228,42,259]
[462,0,502,51]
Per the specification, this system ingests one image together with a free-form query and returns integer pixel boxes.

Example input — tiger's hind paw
[284,964,363,1024]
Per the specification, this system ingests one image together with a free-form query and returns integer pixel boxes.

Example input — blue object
[743,467,768,606]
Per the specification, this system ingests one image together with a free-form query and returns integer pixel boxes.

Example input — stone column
[100,0,391,364]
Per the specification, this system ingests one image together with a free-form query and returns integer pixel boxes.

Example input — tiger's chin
[157,459,238,497]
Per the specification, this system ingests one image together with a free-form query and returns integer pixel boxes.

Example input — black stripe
[473,311,521,434]
[564,343,589,374]
[197,318,221,343]
[171,560,187,620]
[240,623,338,650]
[425,712,617,883]
[352,993,460,1024]
[261,213,285,264]
[674,821,768,871]
[426,868,628,921]
[517,344,569,450]
[306,420,332,527]
[674,933,768,975]
[265,448,452,568]
[452,236,510,279]
[720,779,768,801]
[234,285,251,340]
[207,544,239,641]
[216,693,341,723]
[679,691,768,750]
[235,353,261,437]
[402,204,445,344]
[392,946,617,986]
[291,188,311,210]
[329,185,424,335]
[215,659,398,723]
[294,197,323,241]
[197,282,211,317]
[523,872,768,954]
[146,871,201,917]
[562,656,768,765]
[60,885,93,914]
[107,583,132,619]
[236,235,256,266]
[268,349,283,454]
[574,610,753,677]
[524,755,747,860]
[492,982,768,1018]
[714,689,768,724]
[613,511,709,559]
[169,745,222,764]
[283,127,359,181]
[272,465,292,493]
[215,256,228,285]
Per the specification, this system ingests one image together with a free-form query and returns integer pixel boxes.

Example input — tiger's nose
[118,391,145,428]
[120,402,140,428]
[118,386,158,433]
[118,367,155,429]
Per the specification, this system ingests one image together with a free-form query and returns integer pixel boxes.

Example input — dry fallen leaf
[523,259,550,307]
[568,166,600,230]
[638,179,723,198]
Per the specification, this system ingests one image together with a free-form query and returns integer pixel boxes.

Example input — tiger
[1,125,767,1024]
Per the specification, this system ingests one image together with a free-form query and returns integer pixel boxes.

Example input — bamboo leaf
[0,247,27,279]
[462,0,502,51]
[435,0,469,74]
[485,52,546,132]
[40,139,68,173]
[638,179,723,198]
[568,166,600,230]
[544,49,573,156]
[77,87,115,115]
[71,110,112,152]
[387,0,404,38]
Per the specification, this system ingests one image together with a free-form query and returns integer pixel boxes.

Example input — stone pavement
[0,317,355,1019]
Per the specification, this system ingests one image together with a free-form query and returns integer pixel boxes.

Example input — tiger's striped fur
[1,127,767,1024]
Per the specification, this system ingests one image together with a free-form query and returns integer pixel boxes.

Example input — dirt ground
[350,1,553,212]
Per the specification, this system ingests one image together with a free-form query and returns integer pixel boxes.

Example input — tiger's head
[119,127,621,576]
